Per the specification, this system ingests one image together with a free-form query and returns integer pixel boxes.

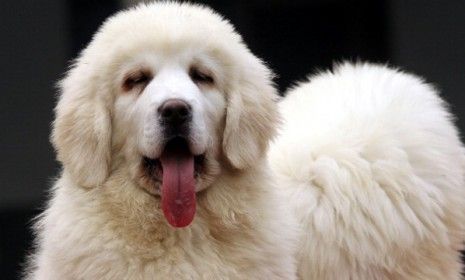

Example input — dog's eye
[122,71,152,92]
[189,67,214,85]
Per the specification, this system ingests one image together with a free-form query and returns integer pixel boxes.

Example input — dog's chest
[70,225,279,279]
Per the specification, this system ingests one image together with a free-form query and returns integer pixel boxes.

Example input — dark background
[1,0,464,278]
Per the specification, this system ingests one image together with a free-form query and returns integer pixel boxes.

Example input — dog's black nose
[158,99,192,126]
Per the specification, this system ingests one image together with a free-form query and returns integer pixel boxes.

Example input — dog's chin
[138,137,208,196]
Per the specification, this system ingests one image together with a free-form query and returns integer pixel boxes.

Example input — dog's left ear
[222,56,279,169]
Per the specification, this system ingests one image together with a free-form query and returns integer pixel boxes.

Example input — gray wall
[0,0,67,209]
[389,0,465,136]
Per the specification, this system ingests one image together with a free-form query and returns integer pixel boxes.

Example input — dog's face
[51,3,278,228]
[113,50,226,190]
[113,50,227,227]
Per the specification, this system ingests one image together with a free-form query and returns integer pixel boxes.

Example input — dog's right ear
[51,61,112,188]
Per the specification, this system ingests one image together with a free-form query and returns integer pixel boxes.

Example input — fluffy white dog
[26,2,465,279]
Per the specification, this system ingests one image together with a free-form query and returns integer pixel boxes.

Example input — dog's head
[52,3,278,227]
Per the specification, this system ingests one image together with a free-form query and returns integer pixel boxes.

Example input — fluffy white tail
[268,62,465,279]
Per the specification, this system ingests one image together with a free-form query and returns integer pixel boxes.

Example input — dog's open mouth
[142,137,204,228]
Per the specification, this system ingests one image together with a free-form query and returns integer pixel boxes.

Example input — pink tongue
[160,147,196,228]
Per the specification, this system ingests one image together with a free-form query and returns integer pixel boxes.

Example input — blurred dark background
[1,0,464,278]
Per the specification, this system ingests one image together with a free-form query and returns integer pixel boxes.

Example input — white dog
[26,2,465,279]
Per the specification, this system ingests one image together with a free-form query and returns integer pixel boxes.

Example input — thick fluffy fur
[26,2,465,280]
[269,63,465,279]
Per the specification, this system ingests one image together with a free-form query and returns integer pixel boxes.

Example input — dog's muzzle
[154,98,197,228]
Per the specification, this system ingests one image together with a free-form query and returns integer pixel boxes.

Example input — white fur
[26,2,465,280]
[269,63,465,279]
